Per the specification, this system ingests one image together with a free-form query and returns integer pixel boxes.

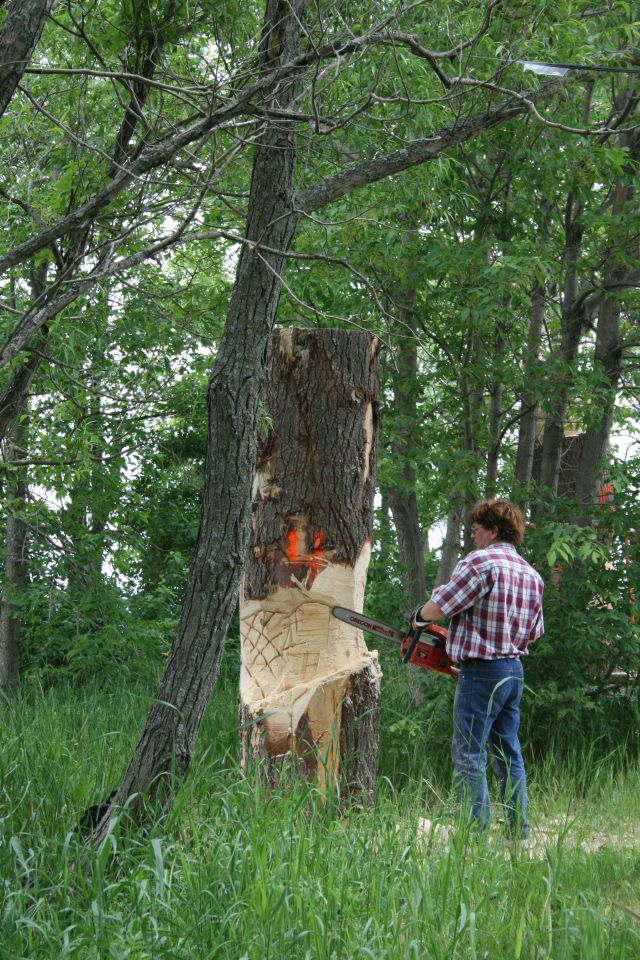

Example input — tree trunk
[0,0,56,120]
[88,1,308,832]
[385,298,426,608]
[533,192,586,510]
[462,383,483,553]
[513,277,545,505]
[435,495,465,586]
[485,333,504,497]
[240,329,381,801]
[0,417,27,694]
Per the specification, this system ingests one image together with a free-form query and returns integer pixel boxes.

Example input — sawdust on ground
[416,816,640,857]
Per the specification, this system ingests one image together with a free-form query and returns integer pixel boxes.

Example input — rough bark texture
[240,329,381,801]
[0,0,56,120]
[0,347,42,442]
[90,1,308,829]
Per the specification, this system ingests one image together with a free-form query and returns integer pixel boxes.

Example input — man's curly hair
[469,499,526,546]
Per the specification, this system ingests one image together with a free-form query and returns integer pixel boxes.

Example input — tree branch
[297,78,564,213]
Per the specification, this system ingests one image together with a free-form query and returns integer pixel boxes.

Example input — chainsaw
[331,607,458,677]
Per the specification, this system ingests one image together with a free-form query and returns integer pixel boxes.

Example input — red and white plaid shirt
[431,542,544,663]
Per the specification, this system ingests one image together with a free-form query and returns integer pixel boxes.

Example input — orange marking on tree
[599,482,614,505]
[286,528,298,563]
[308,529,325,572]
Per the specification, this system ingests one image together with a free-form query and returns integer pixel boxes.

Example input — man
[415,499,544,837]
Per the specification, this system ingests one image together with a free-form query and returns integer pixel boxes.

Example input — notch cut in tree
[240,329,381,801]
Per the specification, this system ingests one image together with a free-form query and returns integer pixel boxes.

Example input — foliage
[521,482,640,752]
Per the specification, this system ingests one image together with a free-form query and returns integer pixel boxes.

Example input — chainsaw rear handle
[402,625,423,664]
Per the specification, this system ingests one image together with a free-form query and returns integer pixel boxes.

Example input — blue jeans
[452,658,529,837]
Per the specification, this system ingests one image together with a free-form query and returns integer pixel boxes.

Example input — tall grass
[1,676,638,959]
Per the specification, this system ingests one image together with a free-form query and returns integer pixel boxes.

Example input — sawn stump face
[240,329,381,799]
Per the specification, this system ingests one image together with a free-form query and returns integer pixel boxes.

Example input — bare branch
[449,75,639,137]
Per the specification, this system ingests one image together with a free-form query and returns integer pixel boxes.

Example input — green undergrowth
[1,679,639,959]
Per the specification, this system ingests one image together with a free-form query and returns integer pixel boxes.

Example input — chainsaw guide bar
[331,606,406,644]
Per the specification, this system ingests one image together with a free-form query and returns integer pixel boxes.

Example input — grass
[1,672,639,959]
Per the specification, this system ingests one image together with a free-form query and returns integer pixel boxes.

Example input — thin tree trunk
[462,382,483,553]
[88,0,308,832]
[572,291,623,511]
[534,192,586,506]
[382,261,427,701]
[386,299,426,608]
[513,277,545,505]
[240,329,381,801]
[435,495,465,586]
[485,333,504,497]
[0,417,27,695]
[435,359,482,585]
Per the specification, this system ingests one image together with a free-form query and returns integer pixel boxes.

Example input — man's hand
[411,599,445,628]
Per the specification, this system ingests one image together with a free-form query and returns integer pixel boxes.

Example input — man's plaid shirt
[431,542,544,663]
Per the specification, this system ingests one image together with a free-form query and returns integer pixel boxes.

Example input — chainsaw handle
[402,625,423,664]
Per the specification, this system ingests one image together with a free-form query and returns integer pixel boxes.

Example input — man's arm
[414,555,489,626]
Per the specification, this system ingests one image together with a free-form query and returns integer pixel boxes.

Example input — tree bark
[385,298,426,609]
[0,0,56,120]
[534,191,586,506]
[485,333,504,497]
[513,277,545,505]
[240,329,381,801]
[0,416,27,694]
[434,495,464,586]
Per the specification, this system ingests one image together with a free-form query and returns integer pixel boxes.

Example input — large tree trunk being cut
[240,329,381,801]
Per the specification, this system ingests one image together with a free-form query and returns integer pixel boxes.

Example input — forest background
[0,2,639,956]
[0,0,637,743]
